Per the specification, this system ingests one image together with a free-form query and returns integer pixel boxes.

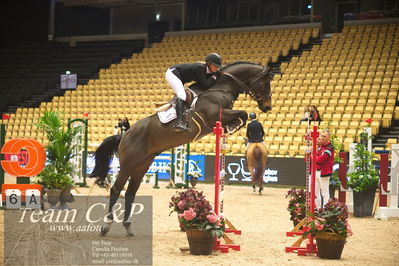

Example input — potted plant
[187,160,203,189]
[347,125,379,217]
[303,199,353,259]
[169,189,224,254]
[34,111,81,209]
[187,171,202,188]
[34,165,74,209]
[170,189,224,255]
[286,188,306,227]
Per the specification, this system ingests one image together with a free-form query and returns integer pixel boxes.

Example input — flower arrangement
[303,199,353,238]
[169,189,224,238]
[169,189,209,214]
[286,188,306,226]
[187,171,202,178]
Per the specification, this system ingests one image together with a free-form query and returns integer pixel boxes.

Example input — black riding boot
[174,99,189,132]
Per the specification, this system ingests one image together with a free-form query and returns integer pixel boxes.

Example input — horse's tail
[90,134,122,182]
[252,146,264,183]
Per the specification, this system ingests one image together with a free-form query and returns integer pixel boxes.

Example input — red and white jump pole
[214,121,222,216]
[285,125,318,256]
[213,120,241,253]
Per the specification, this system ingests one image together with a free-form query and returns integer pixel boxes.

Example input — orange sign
[1,139,46,177]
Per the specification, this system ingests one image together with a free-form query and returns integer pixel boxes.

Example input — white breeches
[165,68,186,101]
[309,171,330,209]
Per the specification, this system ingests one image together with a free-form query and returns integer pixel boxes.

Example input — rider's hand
[212,71,221,79]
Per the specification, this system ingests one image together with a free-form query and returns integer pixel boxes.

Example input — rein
[222,67,271,101]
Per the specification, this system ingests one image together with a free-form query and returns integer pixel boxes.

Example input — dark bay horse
[246,142,268,195]
[91,62,273,236]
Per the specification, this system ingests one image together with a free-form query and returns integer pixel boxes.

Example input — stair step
[6,106,18,113]
[371,143,385,147]
[380,134,397,138]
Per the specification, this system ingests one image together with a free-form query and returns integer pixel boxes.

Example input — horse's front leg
[221,109,248,134]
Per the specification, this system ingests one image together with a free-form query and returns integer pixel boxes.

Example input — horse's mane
[220,61,261,71]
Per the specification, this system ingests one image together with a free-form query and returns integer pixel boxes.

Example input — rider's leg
[165,69,189,131]
[174,98,189,131]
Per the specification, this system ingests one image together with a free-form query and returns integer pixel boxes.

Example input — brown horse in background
[246,142,268,195]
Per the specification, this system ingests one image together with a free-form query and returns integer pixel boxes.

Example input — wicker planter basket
[46,189,62,209]
[186,229,215,255]
[316,232,346,259]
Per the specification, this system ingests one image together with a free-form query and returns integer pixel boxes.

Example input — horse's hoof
[100,226,109,236]
[124,224,134,237]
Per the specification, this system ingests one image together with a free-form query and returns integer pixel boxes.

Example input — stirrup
[174,123,189,132]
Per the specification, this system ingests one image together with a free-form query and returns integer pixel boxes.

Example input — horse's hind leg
[100,170,130,236]
[259,181,263,195]
[122,178,142,236]
[249,166,256,193]
[122,156,155,237]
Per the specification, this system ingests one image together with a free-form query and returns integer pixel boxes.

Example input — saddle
[156,89,198,124]
[155,89,195,112]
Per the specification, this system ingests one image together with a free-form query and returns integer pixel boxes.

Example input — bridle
[222,67,272,102]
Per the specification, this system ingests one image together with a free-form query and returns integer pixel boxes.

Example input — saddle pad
[157,106,177,124]
[157,89,198,124]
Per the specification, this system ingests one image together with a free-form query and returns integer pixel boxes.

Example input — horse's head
[220,62,273,112]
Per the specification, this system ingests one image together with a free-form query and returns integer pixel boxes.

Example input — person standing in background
[122,117,130,133]
[246,112,264,144]
[315,129,334,208]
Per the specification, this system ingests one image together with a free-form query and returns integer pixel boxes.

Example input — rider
[165,53,222,132]
[246,112,264,144]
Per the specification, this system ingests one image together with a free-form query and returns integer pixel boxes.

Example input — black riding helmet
[205,53,222,67]
[249,112,256,120]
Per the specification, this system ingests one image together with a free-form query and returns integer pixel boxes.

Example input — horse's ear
[266,66,274,79]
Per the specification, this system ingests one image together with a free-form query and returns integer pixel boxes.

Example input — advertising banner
[87,153,305,187]
[205,155,306,187]
[87,154,206,182]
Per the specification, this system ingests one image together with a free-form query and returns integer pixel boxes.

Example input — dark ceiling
[58,0,183,8]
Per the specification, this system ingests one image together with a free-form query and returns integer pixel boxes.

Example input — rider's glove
[212,71,221,79]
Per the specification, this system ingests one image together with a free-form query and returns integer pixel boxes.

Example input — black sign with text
[205,155,306,187]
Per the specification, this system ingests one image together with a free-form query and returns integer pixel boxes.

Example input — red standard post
[338,151,348,203]
[285,125,319,256]
[298,125,319,255]
[213,120,223,215]
[379,152,389,207]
